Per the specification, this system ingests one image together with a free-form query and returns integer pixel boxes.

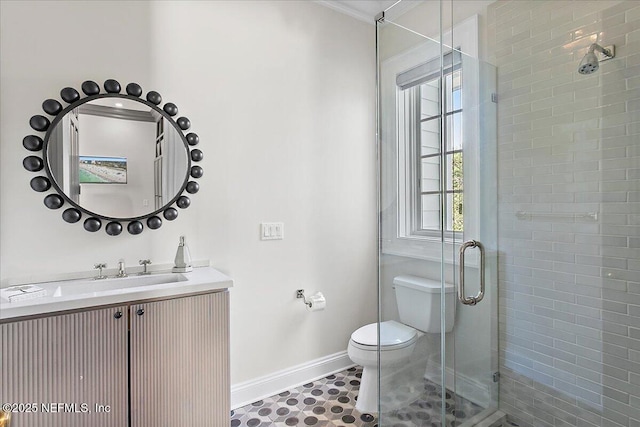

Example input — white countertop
[0,266,232,321]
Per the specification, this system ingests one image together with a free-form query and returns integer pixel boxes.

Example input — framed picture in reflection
[79,156,127,184]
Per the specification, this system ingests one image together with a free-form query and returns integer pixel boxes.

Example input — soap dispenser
[172,236,193,273]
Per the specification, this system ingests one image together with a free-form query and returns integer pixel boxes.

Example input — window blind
[396,49,462,90]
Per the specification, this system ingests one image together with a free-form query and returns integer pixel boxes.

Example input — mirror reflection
[46,98,189,219]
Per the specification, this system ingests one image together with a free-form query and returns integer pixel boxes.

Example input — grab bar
[458,240,485,306]
[516,211,598,221]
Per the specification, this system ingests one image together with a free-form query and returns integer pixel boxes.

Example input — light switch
[261,222,284,240]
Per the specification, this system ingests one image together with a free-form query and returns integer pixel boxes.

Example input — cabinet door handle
[114,311,123,319]
[136,308,145,316]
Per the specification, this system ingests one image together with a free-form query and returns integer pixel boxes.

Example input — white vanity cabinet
[1,290,230,427]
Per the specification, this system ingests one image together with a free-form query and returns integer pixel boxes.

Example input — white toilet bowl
[347,320,418,414]
[347,275,456,414]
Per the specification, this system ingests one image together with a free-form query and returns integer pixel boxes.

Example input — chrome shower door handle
[458,240,485,306]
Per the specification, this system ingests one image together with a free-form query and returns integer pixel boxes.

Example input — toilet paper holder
[296,289,313,307]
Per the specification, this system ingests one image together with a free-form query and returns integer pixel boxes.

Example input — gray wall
[488,1,640,425]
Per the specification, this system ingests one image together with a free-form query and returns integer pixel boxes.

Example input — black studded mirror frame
[23,79,203,236]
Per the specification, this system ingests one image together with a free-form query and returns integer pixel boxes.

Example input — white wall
[379,0,495,62]
[0,0,377,386]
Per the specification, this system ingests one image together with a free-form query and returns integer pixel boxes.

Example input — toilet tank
[393,275,456,333]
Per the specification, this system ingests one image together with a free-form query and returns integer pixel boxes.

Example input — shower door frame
[375,3,500,425]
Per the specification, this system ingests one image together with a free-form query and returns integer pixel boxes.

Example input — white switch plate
[261,222,284,240]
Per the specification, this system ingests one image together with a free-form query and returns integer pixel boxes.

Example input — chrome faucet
[138,259,152,275]
[94,263,107,280]
[116,259,128,278]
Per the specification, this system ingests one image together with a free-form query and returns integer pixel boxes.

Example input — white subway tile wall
[488,1,640,426]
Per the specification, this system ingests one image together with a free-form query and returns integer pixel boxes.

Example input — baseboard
[231,351,355,409]
[424,364,491,409]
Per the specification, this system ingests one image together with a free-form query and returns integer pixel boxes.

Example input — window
[379,16,488,262]
[397,51,464,240]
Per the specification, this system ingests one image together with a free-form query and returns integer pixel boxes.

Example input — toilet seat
[350,320,418,351]
[347,320,420,414]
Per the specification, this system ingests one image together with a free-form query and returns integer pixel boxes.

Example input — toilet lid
[351,320,417,347]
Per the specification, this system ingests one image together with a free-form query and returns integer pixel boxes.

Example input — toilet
[347,275,456,414]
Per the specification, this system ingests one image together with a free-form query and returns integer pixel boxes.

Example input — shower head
[578,51,599,74]
[578,43,615,75]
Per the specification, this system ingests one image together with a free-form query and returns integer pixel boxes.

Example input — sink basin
[53,273,188,297]
[0,266,233,321]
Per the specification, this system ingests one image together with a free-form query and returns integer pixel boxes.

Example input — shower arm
[589,43,614,58]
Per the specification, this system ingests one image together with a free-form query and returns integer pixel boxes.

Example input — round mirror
[22,79,203,235]
[46,97,189,219]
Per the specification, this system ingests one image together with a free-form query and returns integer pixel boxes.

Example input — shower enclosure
[376,1,640,426]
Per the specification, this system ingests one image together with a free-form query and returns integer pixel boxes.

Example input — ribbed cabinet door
[130,291,230,427]
[0,307,129,427]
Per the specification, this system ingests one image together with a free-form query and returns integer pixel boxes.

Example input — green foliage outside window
[452,151,463,232]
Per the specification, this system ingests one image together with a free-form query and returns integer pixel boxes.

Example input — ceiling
[316,0,425,24]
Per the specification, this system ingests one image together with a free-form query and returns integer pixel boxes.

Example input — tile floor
[230,366,484,427]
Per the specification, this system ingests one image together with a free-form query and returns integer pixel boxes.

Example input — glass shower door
[376,2,499,425]
[377,10,450,425]
[444,52,500,425]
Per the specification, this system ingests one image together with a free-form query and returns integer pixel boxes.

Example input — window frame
[409,70,464,239]
[379,15,482,263]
